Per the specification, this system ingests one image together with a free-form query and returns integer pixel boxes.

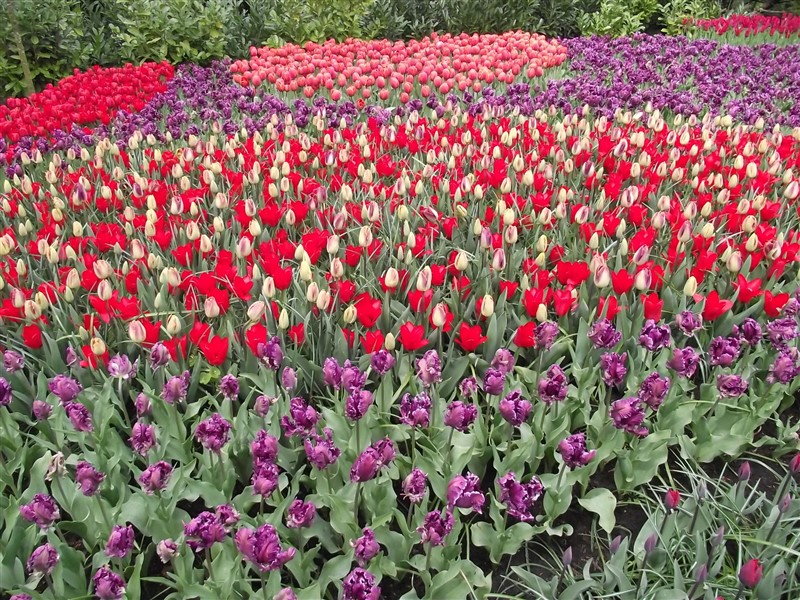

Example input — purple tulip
[304,428,341,470]
[735,318,762,345]
[20,494,61,529]
[768,349,800,384]
[252,462,280,497]
[402,468,428,503]
[417,509,454,546]
[274,588,298,600]
[447,472,485,514]
[107,354,137,379]
[65,401,93,432]
[130,421,157,456]
[157,539,179,563]
[219,374,240,400]
[280,397,319,437]
[399,392,431,427]
[497,472,544,522]
[32,400,52,420]
[139,461,173,494]
[558,432,596,469]
[215,504,240,528]
[370,350,396,374]
[637,372,670,411]
[482,367,506,395]
[416,349,442,387]
[4,350,24,372]
[342,568,381,600]
[251,430,279,466]
[767,317,799,348]
[11,594,32,600]
[666,346,700,378]
[48,374,82,404]
[351,527,381,566]
[459,376,479,398]
[600,352,627,387]
[639,320,671,352]
[535,321,559,350]
[491,348,515,374]
[588,319,621,348]
[346,389,374,421]
[234,523,295,572]
[134,393,151,417]
[162,371,190,404]
[148,342,171,369]
[498,389,532,427]
[538,364,568,404]
[105,524,135,558]
[184,511,228,552]
[323,357,342,388]
[709,336,741,367]
[92,566,126,600]
[610,397,649,437]
[443,401,478,432]
[75,461,105,496]
[254,394,275,417]
[195,413,232,452]
[286,499,316,528]
[280,367,297,391]
[351,438,395,482]
[27,543,59,575]
[716,374,749,398]
[341,360,367,393]
[675,311,703,335]
[257,336,284,370]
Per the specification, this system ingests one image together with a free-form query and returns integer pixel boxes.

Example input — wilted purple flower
[768,349,799,384]
[234,523,295,572]
[130,421,157,456]
[139,461,173,494]
[459,376,479,398]
[600,352,627,387]
[443,401,478,432]
[709,336,741,367]
[184,511,228,551]
[305,427,341,470]
[157,539,178,563]
[491,348,515,374]
[351,528,380,566]
[400,392,431,427]
[107,354,137,379]
[736,318,763,345]
[75,461,105,496]
[251,430,279,466]
[219,374,240,400]
[148,342,171,369]
[286,499,316,528]
[3,350,24,372]
[675,311,703,335]
[323,357,342,389]
[536,321,559,350]
[538,365,568,404]
[27,543,59,575]
[417,509,454,546]
[342,360,367,393]
[280,397,319,437]
[252,462,280,497]
[161,371,189,404]
[416,349,442,387]
[499,389,532,426]
[134,393,151,417]
[639,320,671,352]
[350,438,395,482]
[195,413,232,452]
[32,400,52,420]
[666,346,700,378]
[20,494,60,528]
[254,394,275,417]
[497,472,544,522]
[105,524,135,558]
[403,468,428,503]
[483,367,506,395]
[588,319,622,349]
[610,397,649,437]
[447,472,485,514]
[637,372,671,410]
[65,402,93,432]
[258,336,284,370]
[716,374,749,398]
[342,567,381,600]
[346,389,374,421]
[274,588,298,600]
[558,432,596,469]
[65,345,78,368]
[280,368,297,391]
[92,566,126,600]
[768,317,799,348]
[48,374,82,404]
[370,350,395,374]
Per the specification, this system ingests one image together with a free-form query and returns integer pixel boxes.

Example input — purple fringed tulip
[48,374,82,404]
[280,368,297,391]
[459,376,479,398]
[588,319,621,349]
[675,310,702,335]
[184,512,227,552]
[65,401,93,432]
[491,348,515,374]
[130,421,157,456]
[215,504,240,528]
[416,349,442,387]
[107,354,137,379]
[280,397,319,437]
[417,509,454,546]
[323,357,342,388]
[342,568,381,600]
[161,371,190,404]
[219,374,240,400]
[195,413,232,452]
[274,589,298,600]
[370,350,395,374]
[254,394,275,417]
[139,461,173,494]
[610,397,649,437]
[666,346,700,378]
[399,392,431,427]
[157,539,179,563]
[252,462,280,497]
[447,472,485,514]
[92,566,126,600]
[304,428,341,470]
[736,318,762,345]
[497,472,544,522]
[350,438,395,482]
[768,350,799,384]
[75,461,105,496]
[4,350,24,372]
[134,393,151,417]
[482,367,506,395]
[346,389,374,421]
[403,468,428,503]
[32,400,52,420]
[538,365,568,404]
[351,528,380,566]
[257,336,283,370]
[148,342,171,369]
[251,430,279,465]
[536,321,559,350]
[105,524,135,558]
[600,352,627,387]
[639,320,671,352]
[20,494,60,529]
[767,317,799,348]
[637,372,670,410]
[716,374,748,397]
[234,523,295,572]
[341,360,367,393]
[558,432,596,469]
[709,336,741,367]
[498,389,532,426]
[286,499,316,528]
[443,401,477,432]
[27,543,59,575]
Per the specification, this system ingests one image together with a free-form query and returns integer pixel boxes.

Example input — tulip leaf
[577,487,617,534]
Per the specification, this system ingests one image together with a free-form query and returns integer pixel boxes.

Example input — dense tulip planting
[685,13,800,40]
[2,92,800,598]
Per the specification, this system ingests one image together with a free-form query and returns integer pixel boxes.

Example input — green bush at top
[578,0,660,36]
[661,0,721,34]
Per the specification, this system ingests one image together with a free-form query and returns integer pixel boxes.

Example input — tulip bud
[431,303,448,328]
[299,261,312,282]
[634,269,651,291]
[343,305,357,324]
[384,332,396,351]
[128,320,147,343]
[327,235,340,255]
[246,301,266,322]
[739,559,762,589]
[536,304,547,323]
[726,251,742,273]
[384,267,399,289]
[683,276,698,297]
[90,337,107,356]
[306,282,319,303]
[480,295,495,318]
[594,266,611,288]
[316,290,331,312]
[454,252,469,272]
[504,225,518,245]
[492,248,506,271]
[416,266,432,292]
[784,181,800,200]
[204,297,221,319]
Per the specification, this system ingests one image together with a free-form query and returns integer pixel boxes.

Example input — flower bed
[684,13,800,41]
[1,99,800,598]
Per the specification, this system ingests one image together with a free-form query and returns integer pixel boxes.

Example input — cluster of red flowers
[686,13,800,38]
[0,62,174,143]
[231,31,566,100]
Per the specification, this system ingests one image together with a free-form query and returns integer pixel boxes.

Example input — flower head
[322,357,342,388]
[739,559,762,589]
[184,511,228,552]
[370,350,396,374]
[93,566,126,600]
[27,543,59,575]
[257,336,284,370]
[195,413,232,452]
[157,539,179,563]
[417,509,454,546]
[20,494,60,529]
[162,371,190,404]
[675,311,702,335]
[400,392,431,427]
[491,348,515,374]
[105,524,135,558]
[637,372,670,410]
[716,374,748,398]
[447,472,485,514]
[341,360,367,393]
[286,499,316,528]
[346,389,374,421]
[459,376,479,399]
[304,428,341,470]
[600,352,627,387]
[588,319,621,349]
[482,367,506,395]
[75,461,105,496]
[558,432,596,469]
[234,523,295,572]
[148,342,171,369]
[139,461,173,494]
[610,397,649,437]
[4,350,24,373]
[666,346,700,378]
[130,421,157,456]
[219,374,240,400]
[536,321,559,350]
[416,349,442,387]
[443,401,478,432]
[280,367,297,391]
[639,320,671,352]
[499,389,532,426]
[351,528,381,567]
[402,468,428,503]
[350,438,395,482]
[280,397,319,437]
[107,354,137,379]
[48,374,82,404]
[538,364,568,404]
[342,567,381,600]
[497,472,544,522]
[709,336,741,367]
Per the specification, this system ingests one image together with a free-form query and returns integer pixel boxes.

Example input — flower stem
[354,483,361,526]
[97,495,113,533]
[205,547,215,583]
[733,582,744,600]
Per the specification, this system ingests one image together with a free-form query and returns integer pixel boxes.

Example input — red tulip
[764,291,789,317]
[455,323,487,352]
[360,329,385,353]
[738,559,762,589]
[354,293,382,329]
[289,324,305,345]
[701,291,733,321]
[642,293,663,321]
[199,335,229,366]
[397,322,429,352]
[513,322,537,348]
[22,324,43,349]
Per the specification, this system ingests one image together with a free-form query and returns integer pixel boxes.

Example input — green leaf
[577,488,617,534]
